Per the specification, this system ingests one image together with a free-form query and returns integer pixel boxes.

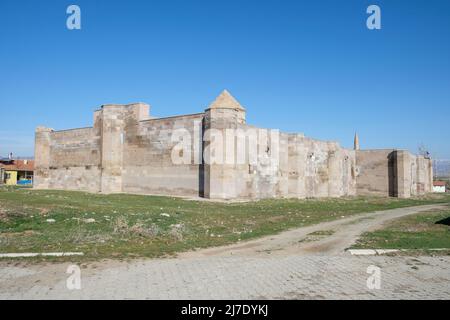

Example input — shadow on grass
[435,216,450,226]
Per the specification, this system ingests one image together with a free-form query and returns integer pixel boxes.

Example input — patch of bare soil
[1,230,38,237]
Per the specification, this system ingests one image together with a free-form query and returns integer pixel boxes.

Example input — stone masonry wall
[216,129,357,200]
[122,113,204,197]
[34,91,432,199]
[356,150,396,196]
[34,126,101,192]
[396,150,433,198]
[356,149,432,198]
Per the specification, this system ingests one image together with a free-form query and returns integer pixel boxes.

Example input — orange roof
[0,160,34,171]
[433,181,447,187]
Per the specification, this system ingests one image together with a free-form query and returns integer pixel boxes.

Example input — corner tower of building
[203,90,246,199]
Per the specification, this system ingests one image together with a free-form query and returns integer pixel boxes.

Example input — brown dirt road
[179,204,449,258]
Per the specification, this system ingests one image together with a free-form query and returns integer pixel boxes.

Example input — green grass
[352,209,450,251]
[1,186,449,261]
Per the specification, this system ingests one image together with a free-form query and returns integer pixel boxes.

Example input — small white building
[433,181,447,193]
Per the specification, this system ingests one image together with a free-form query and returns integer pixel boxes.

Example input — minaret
[354,132,360,150]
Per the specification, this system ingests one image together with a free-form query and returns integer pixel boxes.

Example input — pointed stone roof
[206,90,245,111]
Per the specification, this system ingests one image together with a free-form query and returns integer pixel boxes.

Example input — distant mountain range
[0,156,34,161]
[434,160,450,178]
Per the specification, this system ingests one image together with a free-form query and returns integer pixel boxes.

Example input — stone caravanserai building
[34,90,433,199]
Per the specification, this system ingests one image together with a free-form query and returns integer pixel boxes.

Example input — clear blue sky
[1,0,449,158]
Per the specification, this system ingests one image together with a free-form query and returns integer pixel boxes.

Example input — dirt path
[179,204,448,258]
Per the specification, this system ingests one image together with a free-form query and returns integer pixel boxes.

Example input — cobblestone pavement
[0,204,449,299]
[0,255,449,299]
